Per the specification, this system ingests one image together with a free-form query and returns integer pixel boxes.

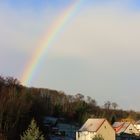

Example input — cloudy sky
[1,0,140,110]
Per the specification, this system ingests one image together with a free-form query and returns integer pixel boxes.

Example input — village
[44,116,140,140]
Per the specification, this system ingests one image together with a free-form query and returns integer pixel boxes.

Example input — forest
[0,76,140,140]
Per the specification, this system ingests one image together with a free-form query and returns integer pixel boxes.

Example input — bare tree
[104,101,111,110]
[87,96,97,106]
[112,102,118,110]
[75,93,84,101]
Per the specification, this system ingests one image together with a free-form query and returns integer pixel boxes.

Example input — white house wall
[76,131,96,140]
[134,124,140,132]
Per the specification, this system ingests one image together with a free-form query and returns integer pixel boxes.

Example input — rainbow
[20,0,83,86]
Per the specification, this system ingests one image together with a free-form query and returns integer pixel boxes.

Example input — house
[43,117,78,139]
[76,118,115,140]
[43,116,58,134]
[57,123,78,138]
[113,122,139,136]
[43,116,58,127]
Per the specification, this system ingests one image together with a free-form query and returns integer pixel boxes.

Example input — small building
[76,118,115,140]
[57,123,78,138]
[113,122,139,140]
[43,116,58,134]
[43,116,58,127]
[113,122,139,136]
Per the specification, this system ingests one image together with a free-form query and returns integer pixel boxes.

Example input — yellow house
[76,118,115,140]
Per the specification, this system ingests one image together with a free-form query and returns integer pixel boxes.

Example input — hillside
[0,76,140,140]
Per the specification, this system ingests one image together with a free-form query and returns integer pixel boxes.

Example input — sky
[0,0,140,110]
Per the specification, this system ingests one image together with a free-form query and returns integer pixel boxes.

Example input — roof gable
[79,118,105,132]
[125,123,139,135]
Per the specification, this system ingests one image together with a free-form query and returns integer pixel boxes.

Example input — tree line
[0,76,140,140]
